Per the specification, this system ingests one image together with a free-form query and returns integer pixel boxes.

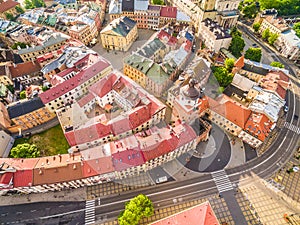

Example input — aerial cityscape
[0,0,299,224]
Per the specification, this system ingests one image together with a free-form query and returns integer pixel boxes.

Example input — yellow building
[100,16,138,52]
[0,0,20,19]
[17,33,69,62]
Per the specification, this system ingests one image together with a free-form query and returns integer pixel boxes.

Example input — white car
[155,176,168,184]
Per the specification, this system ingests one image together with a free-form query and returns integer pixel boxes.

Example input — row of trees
[24,0,45,9]
[239,0,300,18]
[118,194,154,225]
[261,28,279,45]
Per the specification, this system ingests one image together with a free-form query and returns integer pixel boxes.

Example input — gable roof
[7,97,45,119]
[0,0,19,13]
[122,0,134,12]
[150,201,220,225]
[160,6,177,18]
[39,59,111,104]
[101,16,136,37]
[9,61,41,78]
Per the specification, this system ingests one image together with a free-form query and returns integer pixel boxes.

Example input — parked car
[155,176,168,184]
[284,105,289,113]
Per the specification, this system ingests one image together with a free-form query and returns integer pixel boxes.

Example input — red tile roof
[81,146,114,178]
[244,112,273,141]
[150,201,220,225]
[110,117,132,135]
[77,93,95,107]
[0,0,19,13]
[9,61,41,78]
[112,149,145,171]
[142,124,196,161]
[39,59,111,104]
[157,30,177,46]
[89,73,118,97]
[128,105,151,128]
[160,6,177,18]
[0,158,39,187]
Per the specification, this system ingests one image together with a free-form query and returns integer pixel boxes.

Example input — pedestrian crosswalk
[85,199,95,225]
[284,122,300,134]
[211,170,233,193]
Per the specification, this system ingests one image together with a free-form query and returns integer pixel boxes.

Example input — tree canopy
[118,194,154,225]
[15,5,25,14]
[11,42,29,50]
[262,28,270,41]
[245,47,262,62]
[24,0,45,9]
[253,22,261,32]
[5,13,14,21]
[152,0,165,5]
[270,61,284,68]
[258,0,300,16]
[268,33,279,45]
[225,58,235,73]
[19,90,26,99]
[293,22,300,38]
[212,66,234,88]
[10,143,40,158]
[229,35,245,58]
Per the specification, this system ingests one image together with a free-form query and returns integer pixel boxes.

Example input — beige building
[259,16,289,35]
[215,0,241,28]
[69,23,97,46]
[275,29,300,62]
[17,33,69,62]
[100,16,138,51]
[200,18,232,52]
[0,0,20,19]
[124,53,173,97]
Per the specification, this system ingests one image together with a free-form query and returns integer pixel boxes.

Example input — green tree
[225,58,235,73]
[262,28,270,40]
[10,143,40,158]
[253,22,261,32]
[213,66,234,87]
[24,0,34,9]
[242,2,258,18]
[230,26,242,37]
[118,194,154,225]
[6,85,14,94]
[294,22,300,38]
[258,0,300,16]
[15,5,25,14]
[245,47,262,62]
[229,35,245,58]
[11,42,28,50]
[270,61,284,68]
[152,0,164,5]
[268,33,279,45]
[5,13,14,21]
[19,90,26,99]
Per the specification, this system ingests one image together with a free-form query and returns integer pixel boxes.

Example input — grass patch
[13,125,70,156]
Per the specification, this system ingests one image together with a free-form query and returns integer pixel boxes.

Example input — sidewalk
[0,187,86,206]
[225,132,246,169]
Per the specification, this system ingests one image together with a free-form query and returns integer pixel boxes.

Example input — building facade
[100,16,138,51]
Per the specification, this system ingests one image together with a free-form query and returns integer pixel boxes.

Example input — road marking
[211,170,233,193]
[284,122,300,134]
[85,200,95,225]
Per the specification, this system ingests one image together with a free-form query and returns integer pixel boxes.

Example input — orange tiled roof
[244,112,273,141]
[234,55,244,68]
